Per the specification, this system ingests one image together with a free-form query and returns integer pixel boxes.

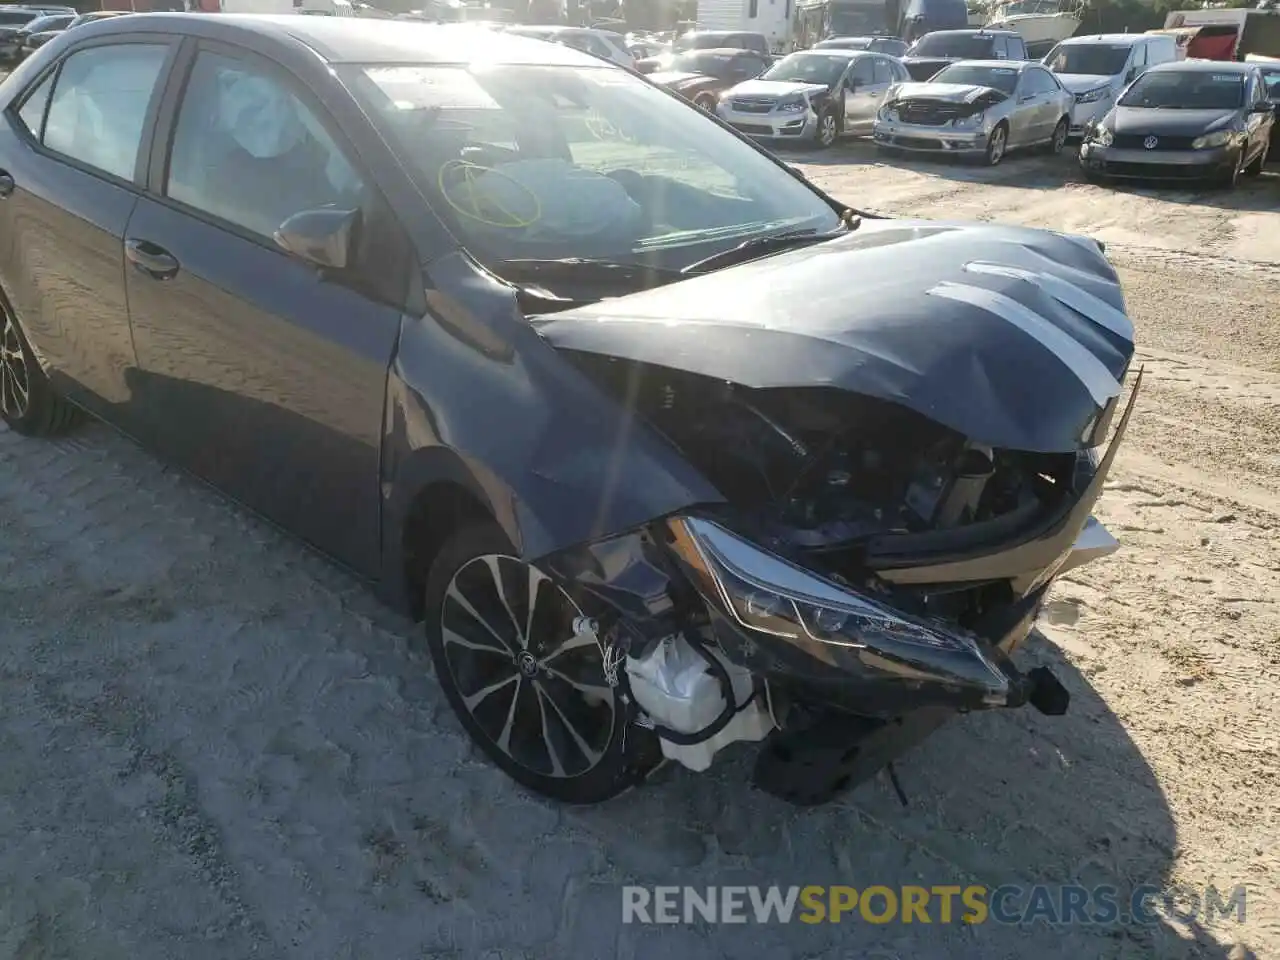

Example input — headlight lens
[1090,125,1113,146]
[777,97,806,113]
[1074,86,1109,105]
[1192,129,1233,149]
[952,111,984,128]
[667,516,967,652]
[878,104,897,121]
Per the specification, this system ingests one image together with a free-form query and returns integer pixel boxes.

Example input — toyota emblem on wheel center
[1144,136,1158,149]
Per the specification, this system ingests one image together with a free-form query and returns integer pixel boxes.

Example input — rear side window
[992,37,1009,59]
[872,57,895,84]
[37,43,169,181]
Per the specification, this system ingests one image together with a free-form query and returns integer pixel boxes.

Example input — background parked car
[636,29,771,73]
[646,48,772,110]
[813,35,910,58]
[17,9,127,58]
[0,6,46,63]
[717,49,909,147]
[1260,61,1280,156]
[901,28,1029,81]
[8,10,72,61]
[1042,33,1179,138]
[875,59,1073,164]
[1079,60,1274,187]
[504,25,635,69]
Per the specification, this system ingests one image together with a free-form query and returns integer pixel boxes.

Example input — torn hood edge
[531,217,1136,455]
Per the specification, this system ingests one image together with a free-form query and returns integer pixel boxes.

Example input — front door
[124,44,407,575]
[0,39,177,423]
[843,56,878,132]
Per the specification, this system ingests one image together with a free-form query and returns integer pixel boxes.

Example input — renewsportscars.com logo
[621,884,1248,926]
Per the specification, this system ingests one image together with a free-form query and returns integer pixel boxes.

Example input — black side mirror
[273,207,360,271]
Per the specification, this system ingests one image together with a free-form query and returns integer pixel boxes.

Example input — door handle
[124,238,179,280]
[0,170,14,199]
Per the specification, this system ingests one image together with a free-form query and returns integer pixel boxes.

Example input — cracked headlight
[877,103,897,121]
[667,516,965,651]
[1192,129,1233,149]
[1089,125,1113,146]
[1074,86,1109,104]
[776,96,806,113]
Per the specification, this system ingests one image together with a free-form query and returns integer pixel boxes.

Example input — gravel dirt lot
[0,142,1277,960]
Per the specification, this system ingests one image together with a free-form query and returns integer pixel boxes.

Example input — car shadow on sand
[1078,167,1280,215]
[565,626,1253,959]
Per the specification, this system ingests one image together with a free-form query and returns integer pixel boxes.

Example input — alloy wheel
[0,313,30,420]
[818,113,837,146]
[987,125,1007,165]
[439,554,616,779]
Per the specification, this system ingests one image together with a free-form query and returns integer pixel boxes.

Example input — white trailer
[695,0,793,53]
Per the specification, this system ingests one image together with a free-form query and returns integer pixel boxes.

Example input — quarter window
[165,51,365,242]
[16,72,54,140]
[40,43,169,180]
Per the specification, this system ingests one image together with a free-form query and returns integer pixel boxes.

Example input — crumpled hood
[889,81,1005,103]
[1056,73,1115,95]
[727,78,831,99]
[1109,105,1238,136]
[533,219,1135,454]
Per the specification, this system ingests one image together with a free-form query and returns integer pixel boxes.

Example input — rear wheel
[0,300,82,437]
[423,522,658,803]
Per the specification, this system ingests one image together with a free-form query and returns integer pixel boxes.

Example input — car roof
[921,28,1021,38]
[947,58,1035,70]
[788,48,872,58]
[75,14,604,67]
[1147,59,1255,75]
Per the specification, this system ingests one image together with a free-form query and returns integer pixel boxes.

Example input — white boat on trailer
[983,0,1082,53]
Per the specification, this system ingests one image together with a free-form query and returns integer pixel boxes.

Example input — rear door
[0,36,178,424]
[123,41,410,574]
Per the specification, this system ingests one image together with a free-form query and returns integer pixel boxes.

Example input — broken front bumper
[873,118,992,155]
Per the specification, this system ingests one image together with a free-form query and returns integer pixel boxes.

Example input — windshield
[909,33,993,58]
[674,33,736,51]
[817,37,872,49]
[761,53,848,86]
[1118,70,1245,110]
[345,63,840,273]
[1043,43,1130,76]
[0,10,40,25]
[932,63,1020,93]
[668,50,738,75]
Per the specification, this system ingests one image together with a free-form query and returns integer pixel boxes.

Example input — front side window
[41,43,169,180]
[345,62,840,272]
[872,57,895,84]
[1118,69,1245,110]
[166,51,364,240]
[1262,70,1280,100]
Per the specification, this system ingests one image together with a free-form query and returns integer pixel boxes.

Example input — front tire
[423,522,658,803]
[0,299,82,437]
[984,121,1009,166]
[814,107,838,149]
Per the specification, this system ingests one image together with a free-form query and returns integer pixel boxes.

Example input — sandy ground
[0,142,1277,959]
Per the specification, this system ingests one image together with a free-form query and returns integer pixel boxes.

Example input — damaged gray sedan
[0,15,1138,806]
[875,60,1074,165]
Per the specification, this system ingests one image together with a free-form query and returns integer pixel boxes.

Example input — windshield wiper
[500,258,686,284]
[681,222,854,275]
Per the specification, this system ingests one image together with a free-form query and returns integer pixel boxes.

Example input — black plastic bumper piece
[752,705,954,806]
